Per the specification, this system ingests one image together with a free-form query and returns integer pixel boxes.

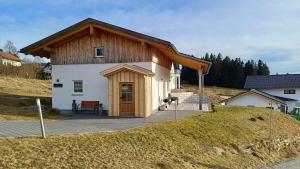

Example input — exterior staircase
[167,90,210,111]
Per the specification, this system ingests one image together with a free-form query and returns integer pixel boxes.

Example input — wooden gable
[21,18,210,72]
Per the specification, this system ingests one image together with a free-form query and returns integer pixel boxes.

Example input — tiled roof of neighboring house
[0,51,21,62]
[244,74,300,89]
[222,89,297,105]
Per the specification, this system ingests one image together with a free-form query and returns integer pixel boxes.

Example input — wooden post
[269,102,273,155]
[178,75,180,89]
[36,98,46,139]
[198,68,203,110]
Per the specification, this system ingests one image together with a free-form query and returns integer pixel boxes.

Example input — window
[73,80,83,93]
[284,89,296,94]
[120,83,133,102]
[95,47,104,57]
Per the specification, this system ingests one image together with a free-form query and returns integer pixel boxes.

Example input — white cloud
[0,0,300,73]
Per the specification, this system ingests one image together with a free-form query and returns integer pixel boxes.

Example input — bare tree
[3,40,18,56]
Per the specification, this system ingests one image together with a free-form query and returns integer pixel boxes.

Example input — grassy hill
[0,76,51,97]
[0,76,53,121]
[0,106,299,168]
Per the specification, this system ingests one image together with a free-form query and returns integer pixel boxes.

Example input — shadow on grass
[0,92,54,120]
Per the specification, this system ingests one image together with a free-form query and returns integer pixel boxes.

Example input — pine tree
[257,60,264,75]
[182,52,270,89]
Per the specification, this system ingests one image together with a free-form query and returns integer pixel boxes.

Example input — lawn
[0,106,299,169]
[0,76,57,121]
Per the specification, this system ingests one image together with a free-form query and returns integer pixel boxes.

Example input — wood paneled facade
[105,69,152,117]
[50,28,172,70]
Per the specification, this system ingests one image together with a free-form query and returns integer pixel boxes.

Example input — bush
[46,108,60,116]
[0,63,47,79]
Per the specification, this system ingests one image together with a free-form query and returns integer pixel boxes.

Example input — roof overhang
[101,64,154,77]
[20,18,211,73]
[222,89,288,105]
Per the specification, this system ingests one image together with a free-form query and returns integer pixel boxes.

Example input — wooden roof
[0,51,21,62]
[101,64,154,77]
[20,18,211,72]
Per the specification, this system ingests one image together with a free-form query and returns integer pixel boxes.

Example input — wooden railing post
[198,68,203,110]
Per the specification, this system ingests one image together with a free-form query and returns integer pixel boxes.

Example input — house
[0,50,22,66]
[20,18,211,117]
[224,74,300,112]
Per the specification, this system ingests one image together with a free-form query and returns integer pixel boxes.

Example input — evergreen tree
[257,59,270,75]
[257,60,264,75]
[182,53,270,89]
[244,60,257,76]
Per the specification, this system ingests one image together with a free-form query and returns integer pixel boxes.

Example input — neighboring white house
[20,18,211,117]
[0,50,21,66]
[224,74,300,112]
[223,89,293,112]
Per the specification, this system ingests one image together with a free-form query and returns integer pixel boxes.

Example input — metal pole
[269,102,273,155]
[201,74,204,110]
[36,98,46,139]
[175,100,177,120]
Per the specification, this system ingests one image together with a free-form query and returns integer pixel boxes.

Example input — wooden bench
[80,101,102,115]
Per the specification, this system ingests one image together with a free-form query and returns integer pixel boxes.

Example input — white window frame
[94,47,105,58]
[73,80,83,95]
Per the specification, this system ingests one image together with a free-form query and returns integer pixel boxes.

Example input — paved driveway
[0,110,201,137]
[263,156,300,169]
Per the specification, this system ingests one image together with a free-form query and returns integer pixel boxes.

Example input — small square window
[95,47,104,57]
[73,80,83,93]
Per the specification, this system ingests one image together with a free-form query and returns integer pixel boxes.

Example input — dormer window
[95,47,104,57]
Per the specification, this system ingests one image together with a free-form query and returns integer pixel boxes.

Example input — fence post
[36,98,46,139]
[269,102,273,155]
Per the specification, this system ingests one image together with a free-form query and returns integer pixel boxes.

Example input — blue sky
[0,0,299,74]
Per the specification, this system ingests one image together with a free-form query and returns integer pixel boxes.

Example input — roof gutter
[168,43,212,74]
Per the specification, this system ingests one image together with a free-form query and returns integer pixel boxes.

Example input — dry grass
[182,84,245,103]
[0,106,299,169]
[0,76,51,97]
[0,76,55,121]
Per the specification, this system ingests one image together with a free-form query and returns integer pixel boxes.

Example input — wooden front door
[119,82,135,116]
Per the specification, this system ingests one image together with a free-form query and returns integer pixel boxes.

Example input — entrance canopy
[101,64,153,117]
[101,64,154,77]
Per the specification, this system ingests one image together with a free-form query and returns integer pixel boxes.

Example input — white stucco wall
[227,93,282,111]
[261,88,300,111]
[151,62,174,111]
[52,62,152,110]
